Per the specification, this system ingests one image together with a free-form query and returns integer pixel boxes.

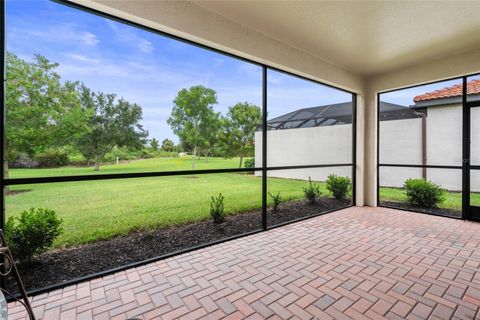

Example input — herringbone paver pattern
[8,206,480,319]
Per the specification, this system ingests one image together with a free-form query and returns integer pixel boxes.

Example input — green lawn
[11,156,474,250]
[6,157,335,248]
[8,156,242,179]
[379,187,480,211]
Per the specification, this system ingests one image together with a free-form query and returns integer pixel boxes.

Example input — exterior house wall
[380,104,479,191]
[378,105,465,191]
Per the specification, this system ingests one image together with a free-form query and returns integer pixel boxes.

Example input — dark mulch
[379,201,462,218]
[7,197,349,294]
[268,197,350,227]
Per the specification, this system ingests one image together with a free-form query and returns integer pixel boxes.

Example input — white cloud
[79,32,99,46]
[8,24,99,47]
[59,51,206,85]
[66,53,101,64]
[138,39,154,53]
[105,19,154,54]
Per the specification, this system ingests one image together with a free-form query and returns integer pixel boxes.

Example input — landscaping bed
[379,201,462,218]
[8,197,349,294]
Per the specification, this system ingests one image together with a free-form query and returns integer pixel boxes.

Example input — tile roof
[413,79,480,102]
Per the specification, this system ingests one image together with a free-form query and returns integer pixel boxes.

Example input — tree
[219,102,261,168]
[167,86,218,170]
[150,138,159,151]
[201,111,221,161]
[77,85,148,171]
[161,138,174,152]
[5,52,87,177]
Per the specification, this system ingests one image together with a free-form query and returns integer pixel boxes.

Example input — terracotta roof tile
[413,79,480,102]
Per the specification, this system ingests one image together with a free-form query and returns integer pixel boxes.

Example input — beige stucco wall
[379,105,479,191]
[254,125,352,182]
[255,125,352,167]
[366,48,480,206]
[379,118,423,165]
[262,105,480,192]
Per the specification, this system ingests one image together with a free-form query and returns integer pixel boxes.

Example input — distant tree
[150,138,159,151]
[161,138,174,152]
[219,102,261,168]
[77,85,148,171]
[201,111,221,161]
[167,86,218,170]
[5,52,87,177]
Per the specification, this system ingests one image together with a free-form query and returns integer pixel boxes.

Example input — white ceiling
[193,1,480,76]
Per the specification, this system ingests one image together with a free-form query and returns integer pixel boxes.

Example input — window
[378,78,464,218]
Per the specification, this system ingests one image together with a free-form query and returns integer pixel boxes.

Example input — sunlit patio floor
[8,206,480,320]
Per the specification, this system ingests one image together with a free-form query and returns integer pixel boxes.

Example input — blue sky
[380,79,466,107]
[6,0,352,143]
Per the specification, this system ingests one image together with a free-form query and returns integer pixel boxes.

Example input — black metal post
[0,0,6,291]
[261,66,267,230]
[376,93,380,206]
[351,94,357,206]
[462,76,469,220]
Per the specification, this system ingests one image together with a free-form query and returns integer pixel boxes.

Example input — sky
[6,0,352,143]
[380,77,480,107]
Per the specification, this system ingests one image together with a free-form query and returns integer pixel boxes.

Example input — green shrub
[268,192,282,212]
[156,150,178,157]
[303,177,321,204]
[68,153,87,166]
[35,148,69,168]
[103,146,137,162]
[326,174,351,200]
[404,178,446,208]
[244,158,255,169]
[138,148,156,159]
[5,208,63,262]
[210,193,225,224]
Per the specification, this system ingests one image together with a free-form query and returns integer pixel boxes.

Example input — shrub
[404,178,446,208]
[210,193,225,224]
[68,153,87,166]
[138,148,156,159]
[35,148,69,168]
[303,177,321,204]
[326,174,351,200]
[244,158,255,169]
[10,152,39,168]
[5,208,63,263]
[103,146,137,162]
[268,192,282,212]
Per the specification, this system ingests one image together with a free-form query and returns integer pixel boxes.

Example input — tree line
[6,52,148,173]
[5,52,261,174]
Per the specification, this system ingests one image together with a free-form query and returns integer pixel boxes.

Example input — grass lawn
[8,156,243,179]
[8,156,478,249]
[380,186,480,211]
[6,157,338,248]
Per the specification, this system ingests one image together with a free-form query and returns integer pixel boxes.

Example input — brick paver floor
[8,206,480,319]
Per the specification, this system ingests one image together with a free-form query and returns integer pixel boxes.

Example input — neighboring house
[256,80,480,191]
[381,79,480,191]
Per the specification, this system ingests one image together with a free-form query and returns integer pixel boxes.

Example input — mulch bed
[7,197,349,294]
[379,201,462,218]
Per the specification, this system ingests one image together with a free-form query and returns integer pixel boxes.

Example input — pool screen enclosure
[0,0,356,295]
